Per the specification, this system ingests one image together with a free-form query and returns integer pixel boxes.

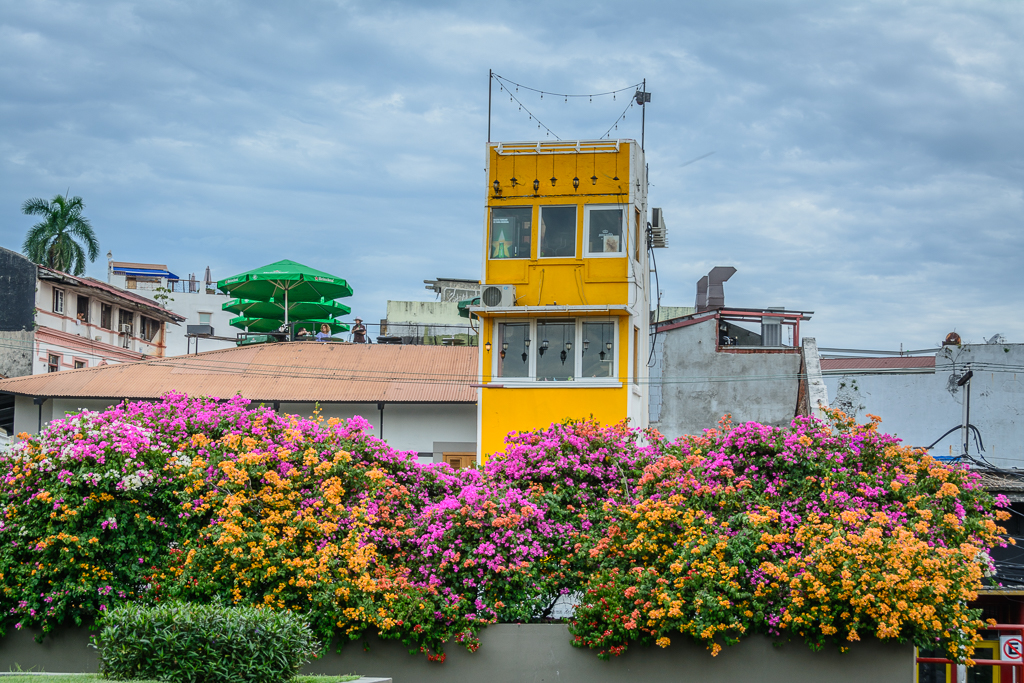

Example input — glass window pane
[536,320,575,381]
[540,206,577,258]
[588,208,623,254]
[581,322,615,378]
[490,207,532,259]
[497,323,530,378]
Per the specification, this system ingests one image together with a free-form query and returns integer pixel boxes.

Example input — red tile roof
[820,356,936,371]
[37,266,184,322]
[0,342,478,403]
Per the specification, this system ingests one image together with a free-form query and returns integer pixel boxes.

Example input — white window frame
[52,287,64,314]
[538,205,578,260]
[198,312,212,325]
[491,318,620,387]
[583,204,627,258]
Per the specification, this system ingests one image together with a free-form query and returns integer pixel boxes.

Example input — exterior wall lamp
[572,177,580,190]
[485,342,492,352]
[591,175,598,185]
[550,176,557,186]
[493,180,500,194]
[533,179,540,193]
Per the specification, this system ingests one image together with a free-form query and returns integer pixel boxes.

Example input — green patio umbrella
[217,260,353,325]
[229,316,351,335]
[222,297,351,321]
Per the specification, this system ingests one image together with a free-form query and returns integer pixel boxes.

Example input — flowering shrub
[567,414,1009,662]
[0,396,1008,664]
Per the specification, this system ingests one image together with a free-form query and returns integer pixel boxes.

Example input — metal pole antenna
[641,78,646,151]
[488,69,492,143]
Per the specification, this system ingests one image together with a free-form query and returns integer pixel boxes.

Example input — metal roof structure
[0,342,478,404]
[37,265,185,322]
[820,356,936,374]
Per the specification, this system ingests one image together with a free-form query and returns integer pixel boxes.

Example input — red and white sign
[1001,635,1023,662]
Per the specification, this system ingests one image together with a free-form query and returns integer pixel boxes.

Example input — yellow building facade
[474,139,652,460]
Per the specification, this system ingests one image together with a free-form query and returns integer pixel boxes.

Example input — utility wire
[601,99,634,140]
[492,73,643,100]
[495,81,560,140]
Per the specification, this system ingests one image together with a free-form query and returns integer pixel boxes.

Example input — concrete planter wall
[0,623,913,683]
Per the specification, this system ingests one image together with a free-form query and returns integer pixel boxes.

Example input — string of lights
[601,98,635,140]
[491,73,643,101]
[494,80,560,140]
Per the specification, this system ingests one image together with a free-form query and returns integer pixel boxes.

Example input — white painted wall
[35,279,170,368]
[107,271,235,357]
[13,397,127,436]
[278,402,477,457]
[159,291,235,356]
[11,398,477,464]
[823,343,1024,466]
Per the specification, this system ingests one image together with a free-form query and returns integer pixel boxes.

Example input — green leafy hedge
[96,603,318,683]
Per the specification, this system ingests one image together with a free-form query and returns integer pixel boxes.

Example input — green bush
[95,602,318,683]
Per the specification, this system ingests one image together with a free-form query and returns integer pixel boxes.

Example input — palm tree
[21,194,100,276]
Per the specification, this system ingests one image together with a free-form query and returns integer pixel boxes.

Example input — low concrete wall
[306,625,913,683]
[0,625,98,673]
[0,623,913,682]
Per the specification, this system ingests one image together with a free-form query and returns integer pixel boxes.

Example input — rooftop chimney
[696,266,737,312]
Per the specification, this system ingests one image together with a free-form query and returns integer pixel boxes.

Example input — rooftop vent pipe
[695,266,737,313]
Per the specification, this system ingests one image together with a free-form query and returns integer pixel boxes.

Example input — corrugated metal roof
[820,356,936,371]
[0,342,478,404]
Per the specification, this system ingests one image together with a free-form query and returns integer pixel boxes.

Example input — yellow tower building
[473,139,655,460]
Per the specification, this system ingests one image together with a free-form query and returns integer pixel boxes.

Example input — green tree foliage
[21,194,99,276]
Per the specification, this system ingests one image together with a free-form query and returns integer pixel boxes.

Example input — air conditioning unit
[119,324,133,334]
[650,207,668,248]
[479,284,516,308]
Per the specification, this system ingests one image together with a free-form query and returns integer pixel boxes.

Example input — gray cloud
[0,0,1021,349]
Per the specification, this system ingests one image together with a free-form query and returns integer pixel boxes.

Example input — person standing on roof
[352,318,367,343]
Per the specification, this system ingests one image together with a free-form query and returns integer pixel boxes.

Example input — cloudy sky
[1,0,1021,350]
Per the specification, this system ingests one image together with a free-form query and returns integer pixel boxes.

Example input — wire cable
[495,81,560,140]
[601,99,634,140]
[491,74,643,100]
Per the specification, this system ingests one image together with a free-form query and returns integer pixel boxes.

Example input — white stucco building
[106,258,235,356]
[822,341,1024,468]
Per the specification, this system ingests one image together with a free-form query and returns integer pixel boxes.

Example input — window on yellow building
[536,320,575,381]
[490,207,532,259]
[584,205,625,256]
[496,322,530,378]
[634,208,642,261]
[633,326,640,385]
[539,206,576,258]
[581,321,615,378]
[494,319,617,382]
